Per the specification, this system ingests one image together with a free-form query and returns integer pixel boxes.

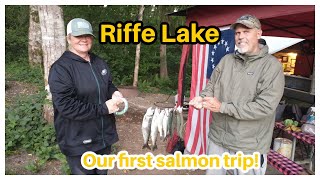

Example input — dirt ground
[5,82,204,175]
[5,83,312,175]
[5,81,40,106]
[108,98,205,175]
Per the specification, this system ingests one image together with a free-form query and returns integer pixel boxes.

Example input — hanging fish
[150,107,160,151]
[176,106,184,139]
[157,109,166,141]
[162,108,169,141]
[141,107,155,150]
[177,107,185,139]
[170,108,178,136]
[176,107,181,138]
[166,108,174,137]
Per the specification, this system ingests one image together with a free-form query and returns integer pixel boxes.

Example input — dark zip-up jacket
[48,51,119,156]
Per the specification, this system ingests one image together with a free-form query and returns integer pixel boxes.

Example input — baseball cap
[66,18,95,37]
[230,14,261,30]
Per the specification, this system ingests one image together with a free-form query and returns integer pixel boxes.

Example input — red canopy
[172,5,315,39]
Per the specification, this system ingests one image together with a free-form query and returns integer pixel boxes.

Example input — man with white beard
[189,14,284,175]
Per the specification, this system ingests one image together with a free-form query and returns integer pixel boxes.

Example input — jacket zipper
[88,61,106,147]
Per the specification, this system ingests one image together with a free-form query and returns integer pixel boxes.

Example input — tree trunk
[159,6,169,79]
[28,5,43,66]
[159,44,168,78]
[38,5,66,122]
[133,5,144,87]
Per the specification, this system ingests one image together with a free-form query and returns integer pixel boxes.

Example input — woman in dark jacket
[48,18,123,175]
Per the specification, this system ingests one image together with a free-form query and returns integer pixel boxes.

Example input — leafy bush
[5,90,67,170]
[138,80,154,93]
[5,6,29,64]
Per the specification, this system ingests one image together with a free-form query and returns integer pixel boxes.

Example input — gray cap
[66,18,94,37]
[230,14,261,30]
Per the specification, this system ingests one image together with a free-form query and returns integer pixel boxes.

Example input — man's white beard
[236,46,248,54]
[236,41,249,54]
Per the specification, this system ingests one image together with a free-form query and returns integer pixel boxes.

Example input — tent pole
[310,60,315,95]
[177,44,190,107]
[181,55,187,106]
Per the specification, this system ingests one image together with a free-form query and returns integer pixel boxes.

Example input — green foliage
[5,90,70,173]
[5,6,29,63]
[152,74,175,94]
[53,153,71,174]
[5,5,192,93]
[137,74,177,95]
[61,161,72,175]
[61,5,191,93]
[5,59,44,87]
[5,5,44,87]
[138,80,156,93]
[25,161,42,173]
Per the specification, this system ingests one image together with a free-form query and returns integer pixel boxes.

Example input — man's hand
[189,96,203,110]
[202,97,221,112]
[105,99,120,114]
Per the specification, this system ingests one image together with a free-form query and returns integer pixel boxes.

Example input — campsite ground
[5,82,285,175]
[5,82,204,175]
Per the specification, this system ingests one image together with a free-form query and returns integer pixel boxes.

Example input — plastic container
[273,138,292,158]
[306,107,315,125]
[115,98,128,116]
[301,123,315,135]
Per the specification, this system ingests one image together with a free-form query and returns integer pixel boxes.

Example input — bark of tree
[159,44,168,79]
[28,5,42,66]
[133,5,144,87]
[38,5,66,122]
[159,6,169,79]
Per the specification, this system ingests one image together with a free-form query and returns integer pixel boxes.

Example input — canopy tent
[169,5,315,155]
[170,5,314,39]
[171,5,315,106]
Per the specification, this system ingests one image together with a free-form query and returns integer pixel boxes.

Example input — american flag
[184,29,235,155]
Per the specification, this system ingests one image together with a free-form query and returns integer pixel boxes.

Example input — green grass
[5,59,44,87]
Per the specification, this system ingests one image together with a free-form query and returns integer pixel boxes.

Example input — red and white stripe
[184,44,213,155]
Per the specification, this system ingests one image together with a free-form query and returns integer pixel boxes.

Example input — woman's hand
[112,91,123,99]
[105,99,120,114]
[112,91,124,107]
